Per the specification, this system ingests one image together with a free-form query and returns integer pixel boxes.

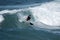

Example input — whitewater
[0,1,60,34]
[0,0,60,40]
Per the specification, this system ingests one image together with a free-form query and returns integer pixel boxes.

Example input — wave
[0,3,41,10]
[30,1,60,26]
[0,0,53,5]
[0,1,60,34]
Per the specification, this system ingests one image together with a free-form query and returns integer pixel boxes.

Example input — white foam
[30,2,60,26]
[0,9,22,14]
[0,15,4,23]
[0,1,60,29]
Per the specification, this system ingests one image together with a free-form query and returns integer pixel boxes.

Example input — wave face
[0,0,60,40]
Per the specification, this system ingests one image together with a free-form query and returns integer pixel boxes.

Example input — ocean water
[0,0,60,40]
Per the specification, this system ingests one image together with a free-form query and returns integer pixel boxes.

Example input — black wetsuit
[26,15,31,21]
[26,15,33,25]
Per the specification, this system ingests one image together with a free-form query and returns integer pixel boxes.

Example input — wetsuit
[26,15,33,25]
[26,15,31,21]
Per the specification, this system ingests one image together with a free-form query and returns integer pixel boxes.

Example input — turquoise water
[0,0,60,40]
[0,28,60,40]
[0,11,60,40]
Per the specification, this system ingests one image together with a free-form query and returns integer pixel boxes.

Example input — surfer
[26,15,31,21]
[26,15,33,25]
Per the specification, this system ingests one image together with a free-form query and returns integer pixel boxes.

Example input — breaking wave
[0,1,60,34]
